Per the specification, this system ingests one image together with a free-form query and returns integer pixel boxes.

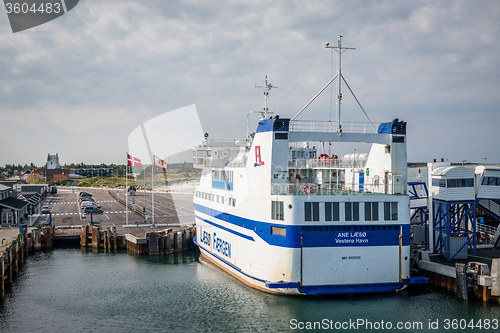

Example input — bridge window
[482,177,500,186]
[384,202,398,221]
[432,178,446,187]
[305,202,319,221]
[325,202,339,221]
[272,201,284,221]
[447,178,474,187]
[365,202,379,221]
[345,202,359,221]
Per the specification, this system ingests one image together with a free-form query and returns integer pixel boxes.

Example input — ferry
[193,37,411,295]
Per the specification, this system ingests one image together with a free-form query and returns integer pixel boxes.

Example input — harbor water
[1,248,499,332]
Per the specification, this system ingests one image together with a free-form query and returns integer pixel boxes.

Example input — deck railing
[270,182,401,196]
[194,156,248,168]
[290,120,381,134]
[288,158,367,169]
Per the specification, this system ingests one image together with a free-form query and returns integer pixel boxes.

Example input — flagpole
[152,154,155,226]
[126,158,128,225]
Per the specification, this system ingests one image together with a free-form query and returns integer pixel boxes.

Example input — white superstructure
[193,37,411,295]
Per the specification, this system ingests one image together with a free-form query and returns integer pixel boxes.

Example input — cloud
[0,0,499,166]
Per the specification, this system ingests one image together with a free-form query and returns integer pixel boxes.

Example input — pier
[1,187,196,298]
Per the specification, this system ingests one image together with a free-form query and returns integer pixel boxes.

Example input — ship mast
[255,75,277,119]
[325,35,354,133]
[291,36,375,131]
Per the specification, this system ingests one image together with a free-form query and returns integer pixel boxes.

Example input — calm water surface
[1,248,499,332]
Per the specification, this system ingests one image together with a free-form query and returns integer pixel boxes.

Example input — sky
[1,0,499,167]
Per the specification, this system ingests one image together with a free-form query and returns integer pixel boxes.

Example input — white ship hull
[194,191,411,295]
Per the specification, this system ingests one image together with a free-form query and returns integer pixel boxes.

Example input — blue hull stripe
[195,214,255,241]
[196,237,407,295]
[194,237,266,283]
[194,203,410,248]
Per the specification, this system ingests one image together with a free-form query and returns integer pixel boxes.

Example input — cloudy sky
[1,0,499,167]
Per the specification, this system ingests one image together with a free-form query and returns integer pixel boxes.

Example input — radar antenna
[291,36,375,132]
[255,75,277,119]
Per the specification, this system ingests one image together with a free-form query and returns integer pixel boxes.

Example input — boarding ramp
[494,226,500,249]
[477,199,500,221]
[477,222,499,245]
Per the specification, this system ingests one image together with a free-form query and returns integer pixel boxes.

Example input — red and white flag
[127,153,143,167]
[153,155,167,170]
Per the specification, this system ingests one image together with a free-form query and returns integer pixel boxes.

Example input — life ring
[303,185,312,195]
[62,218,67,223]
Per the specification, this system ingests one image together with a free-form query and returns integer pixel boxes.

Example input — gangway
[408,181,429,248]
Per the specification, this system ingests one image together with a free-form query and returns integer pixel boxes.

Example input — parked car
[79,192,92,197]
[79,197,95,203]
[42,205,50,214]
[81,201,101,209]
[84,206,103,214]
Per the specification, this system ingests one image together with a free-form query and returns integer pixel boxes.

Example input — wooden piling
[92,227,99,248]
[1,259,4,297]
[149,232,159,255]
[8,249,13,284]
[80,225,88,247]
[33,229,42,251]
[42,227,52,249]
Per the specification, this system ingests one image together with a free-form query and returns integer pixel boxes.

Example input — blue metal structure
[432,199,476,261]
[408,181,429,249]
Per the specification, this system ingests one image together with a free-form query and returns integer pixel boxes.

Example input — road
[38,188,195,229]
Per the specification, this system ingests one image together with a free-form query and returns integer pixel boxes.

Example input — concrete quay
[1,186,197,298]
[414,246,500,303]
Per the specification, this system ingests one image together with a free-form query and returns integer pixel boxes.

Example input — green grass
[48,169,201,188]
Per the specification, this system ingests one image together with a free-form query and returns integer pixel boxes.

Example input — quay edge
[1,224,196,298]
[415,249,500,303]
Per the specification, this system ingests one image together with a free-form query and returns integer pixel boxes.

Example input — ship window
[275,132,288,140]
[304,202,319,221]
[345,202,359,221]
[272,201,284,221]
[271,226,286,236]
[197,150,203,157]
[384,202,398,221]
[365,202,379,221]
[325,202,339,221]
